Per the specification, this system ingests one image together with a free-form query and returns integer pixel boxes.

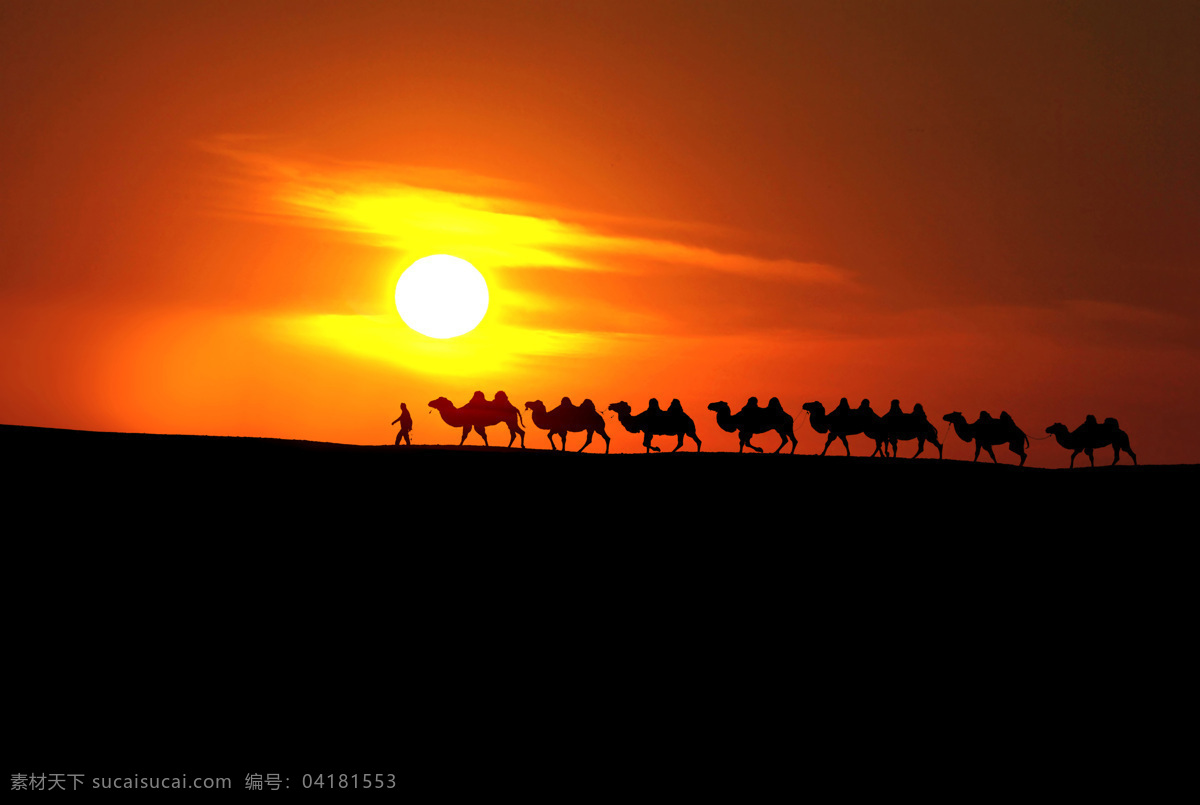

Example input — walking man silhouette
[392,403,413,446]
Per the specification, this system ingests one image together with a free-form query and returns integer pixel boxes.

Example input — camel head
[428,397,452,411]
[943,412,964,424]
[608,401,632,417]
[801,401,825,417]
[1046,423,1068,437]
[524,400,545,414]
[707,401,731,414]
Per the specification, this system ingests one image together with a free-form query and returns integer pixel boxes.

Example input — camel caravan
[418,391,1136,467]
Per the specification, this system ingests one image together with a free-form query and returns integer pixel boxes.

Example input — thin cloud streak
[205,141,855,285]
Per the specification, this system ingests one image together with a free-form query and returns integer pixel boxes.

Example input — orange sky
[2,0,1198,465]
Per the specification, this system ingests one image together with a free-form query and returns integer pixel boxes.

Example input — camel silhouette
[880,400,943,459]
[429,394,526,448]
[801,399,889,456]
[524,397,611,453]
[707,398,797,454]
[943,411,1028,466]
[608,399,701,453]
[1046,416,1136,468]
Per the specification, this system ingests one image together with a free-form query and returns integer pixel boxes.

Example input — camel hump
[1104,417,1120,429]
[579,398,597,414]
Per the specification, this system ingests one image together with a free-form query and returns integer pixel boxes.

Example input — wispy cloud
[203,138,854,285]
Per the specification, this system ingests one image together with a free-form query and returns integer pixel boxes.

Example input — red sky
[2,0,1198,465]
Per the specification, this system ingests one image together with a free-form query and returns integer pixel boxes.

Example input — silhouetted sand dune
[5,424,1191,776]
[4,424,1191,534]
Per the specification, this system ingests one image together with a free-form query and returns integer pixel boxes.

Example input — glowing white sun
[394,255,489,339]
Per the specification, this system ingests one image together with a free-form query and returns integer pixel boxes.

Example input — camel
[942,411,1028,466]
[801,400,889,456]
[524,397,611,453]
[608,399,701,453]
[880,401,943,459]
[707,398,797,454]
[428,395,526,448]
[1046,416,1136,468]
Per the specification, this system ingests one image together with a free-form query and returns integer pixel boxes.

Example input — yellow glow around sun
[276,311,609,379]
[395,254,489,339]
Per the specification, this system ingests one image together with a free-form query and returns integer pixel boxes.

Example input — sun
[394,255,489,339]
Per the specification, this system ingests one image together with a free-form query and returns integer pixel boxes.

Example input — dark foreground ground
[5,424,1194,793]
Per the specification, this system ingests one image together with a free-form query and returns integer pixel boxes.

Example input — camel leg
[1086,448,1095,467]
[644,433,659,453]
[691,433,702,452]
[547,432,557,450]
[821,434,836,456]
[913,438,924,458]
[600,431,611,454]
[744,433,763,453]
[840,435,851,455]
[478,425,491,446]
[577,430,594,453]
[559,433,568,451]
[672,433,684,453]
[1009,441,1026,466]
[1070,449,1079,468]
[933,438,943,459]
[973,443,982,462]
[789,433,798,454]
[983,444,997,463]
[459,425,471,446]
